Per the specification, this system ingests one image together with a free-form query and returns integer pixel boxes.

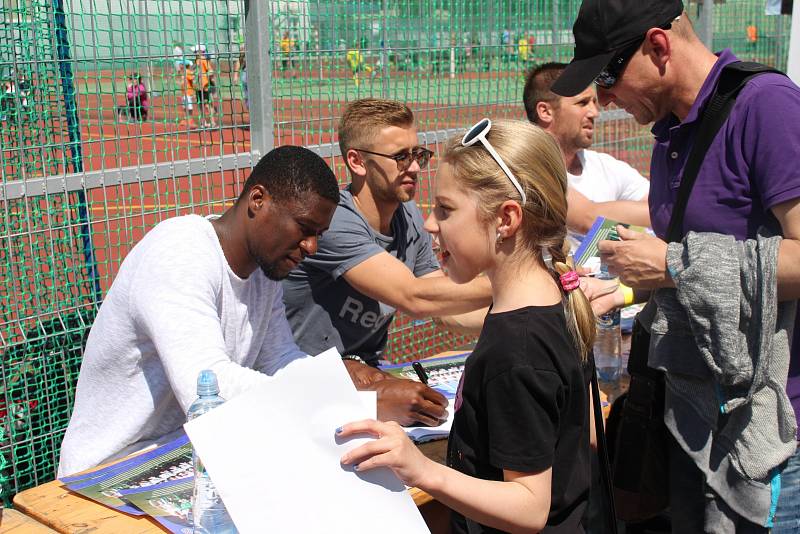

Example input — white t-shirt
[568,149,649,202]
[58,215,306,476]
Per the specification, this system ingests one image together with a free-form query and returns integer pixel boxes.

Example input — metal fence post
[697,0,714,51]
[551,0,559,61]
[245,0,274,159]
[790,11,800,84]
[381,0,390,97]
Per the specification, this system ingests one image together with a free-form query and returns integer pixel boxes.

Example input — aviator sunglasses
[354,146,434,172]
[461,118,527,204]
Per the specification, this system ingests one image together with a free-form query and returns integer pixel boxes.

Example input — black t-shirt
[447,304,591,534]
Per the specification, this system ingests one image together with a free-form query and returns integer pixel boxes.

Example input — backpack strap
[591,356,619,534]
[664,61,784,243]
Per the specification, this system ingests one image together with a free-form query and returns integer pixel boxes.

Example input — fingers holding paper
[597,225,674,289]
[338,419,435,488]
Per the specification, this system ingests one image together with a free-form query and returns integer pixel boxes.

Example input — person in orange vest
[177,62,196,128]
[193,46,217,128]
[746,23,758,55]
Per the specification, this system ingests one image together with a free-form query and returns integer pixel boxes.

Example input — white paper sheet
[357,390,377,419]
[184,348,430,534]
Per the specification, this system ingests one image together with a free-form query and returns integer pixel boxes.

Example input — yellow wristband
[620,284,634,307]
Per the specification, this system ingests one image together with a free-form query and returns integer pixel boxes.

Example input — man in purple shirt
[553,0,800,532]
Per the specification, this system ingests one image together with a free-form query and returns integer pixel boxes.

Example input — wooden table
[0,508,59,533]
[12,440,450,534]
[12,348,626,534]
[12,349,460,534]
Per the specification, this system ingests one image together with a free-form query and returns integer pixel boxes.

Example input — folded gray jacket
[638,228,797,527]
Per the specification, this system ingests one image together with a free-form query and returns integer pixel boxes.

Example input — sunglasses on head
[594,16,680,90]
[355,146,433,172]
[461,118,527,204]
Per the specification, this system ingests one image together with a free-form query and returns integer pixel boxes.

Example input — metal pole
[789,11,800,83]
[52,0,102,302]
[697,0,714,51]
[381,0,389,96]
[552,0,559,61]
[777,15,784,71]
[245,0,274,159]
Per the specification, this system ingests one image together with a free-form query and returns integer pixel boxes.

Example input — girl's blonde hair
[442,119,595,360]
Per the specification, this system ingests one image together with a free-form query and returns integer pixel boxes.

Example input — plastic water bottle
[593,266,622,383]
[187,370,237,534]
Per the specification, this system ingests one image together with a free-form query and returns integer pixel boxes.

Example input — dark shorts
[196,89,211,105]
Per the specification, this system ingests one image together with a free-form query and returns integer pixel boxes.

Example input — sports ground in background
[1,64,653,362]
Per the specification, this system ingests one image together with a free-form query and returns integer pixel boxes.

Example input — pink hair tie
[559,270,580,292]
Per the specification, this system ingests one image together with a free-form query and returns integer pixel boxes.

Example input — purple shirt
[649,49,800,437]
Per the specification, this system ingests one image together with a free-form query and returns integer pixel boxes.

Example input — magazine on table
[119,477,195,534]
[61,432,192,515]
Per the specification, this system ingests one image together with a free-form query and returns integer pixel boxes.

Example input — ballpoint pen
[412,361,429,385]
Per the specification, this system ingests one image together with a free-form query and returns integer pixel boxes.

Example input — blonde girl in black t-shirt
[339,119,595,533]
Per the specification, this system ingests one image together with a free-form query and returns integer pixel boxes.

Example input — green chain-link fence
[0,0,792,505]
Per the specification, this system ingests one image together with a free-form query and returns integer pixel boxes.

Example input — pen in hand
[412,361,429,385]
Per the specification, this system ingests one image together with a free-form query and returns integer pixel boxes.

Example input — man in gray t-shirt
[282,99,492,426]
[282,190,439,365]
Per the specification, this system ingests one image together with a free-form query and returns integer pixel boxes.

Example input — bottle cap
[196,369,219,397]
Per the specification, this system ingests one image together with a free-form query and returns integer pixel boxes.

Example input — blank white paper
[184,348,430,534]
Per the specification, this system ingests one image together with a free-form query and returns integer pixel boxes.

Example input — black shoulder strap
[664,62,784,243]
[591,361,619,534]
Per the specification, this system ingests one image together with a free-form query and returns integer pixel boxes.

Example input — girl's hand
[579,276,623,316]
[338,419,434,488]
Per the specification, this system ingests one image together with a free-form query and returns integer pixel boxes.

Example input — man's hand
[598,226,674,289]
[369,378,448,427]
[342,359,387,388]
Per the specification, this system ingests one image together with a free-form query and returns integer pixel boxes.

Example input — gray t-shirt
[282,188,439,364]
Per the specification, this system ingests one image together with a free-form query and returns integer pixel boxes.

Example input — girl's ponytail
[548,242,595,362]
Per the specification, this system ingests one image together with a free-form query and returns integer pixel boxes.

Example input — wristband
[341,354,367,365]
[620,284,634,307]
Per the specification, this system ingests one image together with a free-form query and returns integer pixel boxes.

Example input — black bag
[606,317,670,522]
[605,61,784,524]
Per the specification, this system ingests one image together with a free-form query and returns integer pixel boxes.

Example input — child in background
[346,44,371,87]
[0,77,17,123]
[233,45,248,111]
[172,41,185,76]
[194,47,217,128]
[117,73,148,122]
[339,119,594,533]
[178,62,196,128]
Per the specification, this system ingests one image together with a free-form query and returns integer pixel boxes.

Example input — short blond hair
[338,98,414,158]
[442,120,595,360]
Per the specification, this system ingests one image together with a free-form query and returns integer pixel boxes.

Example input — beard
[396,186,415,203]
[259,260,290,281]
[569,128,593,151]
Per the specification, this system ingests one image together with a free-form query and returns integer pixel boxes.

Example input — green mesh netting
[0,0,792,504]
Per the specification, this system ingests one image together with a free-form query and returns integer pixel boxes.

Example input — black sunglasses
[594,39,644,90]
[355,146,433,172]
[594,17,679,90]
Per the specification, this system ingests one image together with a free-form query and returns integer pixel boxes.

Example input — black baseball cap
[552,0,684,96]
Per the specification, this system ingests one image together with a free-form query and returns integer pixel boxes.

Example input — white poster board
[184,348,430,534]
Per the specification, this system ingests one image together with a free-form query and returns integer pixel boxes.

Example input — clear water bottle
[593,266,622,383]
[187,370,238,534]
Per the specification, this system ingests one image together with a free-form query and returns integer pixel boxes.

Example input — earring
[496,231,504,245]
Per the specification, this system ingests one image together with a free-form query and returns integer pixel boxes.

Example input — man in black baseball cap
[558,1,800,533]
[551,0,683,97]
